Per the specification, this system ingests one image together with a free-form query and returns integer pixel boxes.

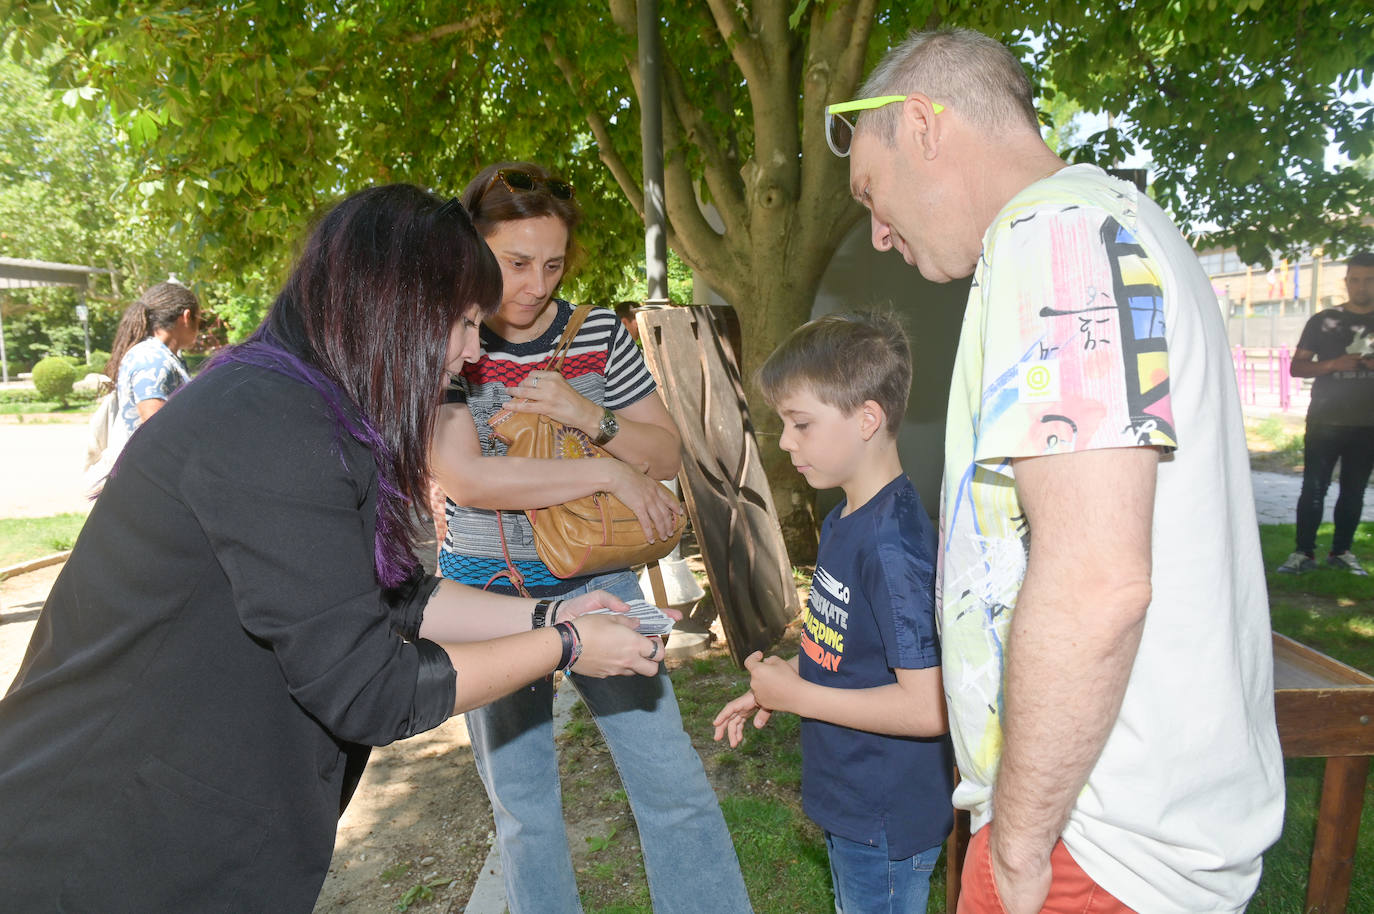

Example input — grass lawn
[0,401,98,417]
[1245,415,1305,473]
[0,513,87,569]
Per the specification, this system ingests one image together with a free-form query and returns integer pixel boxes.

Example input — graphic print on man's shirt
[801,566,849,672]
[1335,317,1373,357]
[941,179,1178,792]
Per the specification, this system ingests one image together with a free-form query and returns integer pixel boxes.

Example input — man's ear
[900,93,943,160]
[860,400,886,441]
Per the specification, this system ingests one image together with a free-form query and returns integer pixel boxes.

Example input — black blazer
[0,363,455,912]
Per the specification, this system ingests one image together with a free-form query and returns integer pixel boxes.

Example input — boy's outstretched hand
[712,688,769,747]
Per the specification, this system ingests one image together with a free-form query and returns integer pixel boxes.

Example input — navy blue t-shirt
[799,474,955,859]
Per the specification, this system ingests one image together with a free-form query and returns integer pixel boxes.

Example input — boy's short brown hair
[757,310,912,436]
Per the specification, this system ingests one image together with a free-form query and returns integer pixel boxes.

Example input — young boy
[713,311,954,914]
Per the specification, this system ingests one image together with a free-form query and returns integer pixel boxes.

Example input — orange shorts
[958,824,1136,914]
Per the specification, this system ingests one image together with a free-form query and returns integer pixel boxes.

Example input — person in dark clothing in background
[1278,251,1374,576]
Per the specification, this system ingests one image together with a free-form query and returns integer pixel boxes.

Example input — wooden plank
[1274,632,1374,688]
[1275,689,1374,757]
[637,306,798,664]
[1306,756,1371,914]
[1273,633,1374,757]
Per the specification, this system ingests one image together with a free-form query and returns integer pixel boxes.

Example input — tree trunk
[731,263,823,566]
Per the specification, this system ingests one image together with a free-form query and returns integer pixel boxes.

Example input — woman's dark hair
[107,283,200,386]
[223,184,501,585]
[105,302,148,388]
[460,161,584,271]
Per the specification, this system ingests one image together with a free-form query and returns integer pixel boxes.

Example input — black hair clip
[436,196,473,224]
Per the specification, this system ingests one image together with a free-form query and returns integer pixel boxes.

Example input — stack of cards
[585,599,675,636]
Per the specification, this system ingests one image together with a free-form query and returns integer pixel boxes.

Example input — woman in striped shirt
[430,161,752,914]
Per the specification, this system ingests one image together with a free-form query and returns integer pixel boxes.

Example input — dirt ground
[314,715,496,912]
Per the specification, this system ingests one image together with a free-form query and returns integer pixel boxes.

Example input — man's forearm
[991,446,1157,893]
[991,578,1148,873]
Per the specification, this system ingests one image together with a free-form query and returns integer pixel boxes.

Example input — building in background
[1196,246,1361,349]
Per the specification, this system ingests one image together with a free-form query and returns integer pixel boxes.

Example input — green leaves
[4,1,1371,332]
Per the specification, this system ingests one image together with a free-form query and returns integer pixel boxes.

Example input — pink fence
[1232,346,1306,412]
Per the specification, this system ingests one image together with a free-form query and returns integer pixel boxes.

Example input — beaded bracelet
[566,620,583,668]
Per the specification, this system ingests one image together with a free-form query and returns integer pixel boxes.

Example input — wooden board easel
[636,305,797,665]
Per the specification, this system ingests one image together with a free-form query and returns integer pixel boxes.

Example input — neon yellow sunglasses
[824,95,946,157]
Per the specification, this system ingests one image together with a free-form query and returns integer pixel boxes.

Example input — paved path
[1250,470,1374,525]
[0,417,93,518]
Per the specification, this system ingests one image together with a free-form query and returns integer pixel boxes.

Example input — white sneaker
[1276,552,1319,574]
[1327,553,1369,576]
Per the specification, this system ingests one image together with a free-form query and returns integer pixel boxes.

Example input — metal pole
[78,289,91,364]
[0,297,8,383]
[638,0,669,305]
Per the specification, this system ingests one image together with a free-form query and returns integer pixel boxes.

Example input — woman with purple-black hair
[0,184,664,913]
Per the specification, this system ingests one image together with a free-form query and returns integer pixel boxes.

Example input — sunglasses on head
[487,168,575,200]
[824,95,946,157]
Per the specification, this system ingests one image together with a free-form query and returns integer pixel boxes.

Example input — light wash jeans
[464,569,752,914]
[825,829,942,914]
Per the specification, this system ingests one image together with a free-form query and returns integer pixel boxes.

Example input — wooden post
[946,806,970,911]
[645,560,669,610]
[1305,755,1371,914]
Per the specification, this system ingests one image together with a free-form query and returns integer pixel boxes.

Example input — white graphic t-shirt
[939,165,1284,913]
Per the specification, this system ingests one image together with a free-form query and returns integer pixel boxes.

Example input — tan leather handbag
[488,305,685,582]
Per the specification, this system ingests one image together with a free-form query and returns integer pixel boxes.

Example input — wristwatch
[531,599,561,629]
[593,407,619,447]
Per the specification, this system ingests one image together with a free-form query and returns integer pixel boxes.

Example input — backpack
[83,388,127,494]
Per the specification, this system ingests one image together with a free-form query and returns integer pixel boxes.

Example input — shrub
[87,350,111,375]
[184,351,212,374]
[0,386,100,408]
[61,354,83,368]
[31,356,77,406]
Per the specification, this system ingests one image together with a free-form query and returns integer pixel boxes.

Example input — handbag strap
[486,303,596,596]
[485,512,533,598]
[544,305,595,374]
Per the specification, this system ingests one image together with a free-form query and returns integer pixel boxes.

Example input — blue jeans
[464,569,752,914]
[1296,423,1374,555]
[825,829,941,914]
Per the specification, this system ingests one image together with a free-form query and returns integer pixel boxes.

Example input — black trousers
[1295,423,1374,555]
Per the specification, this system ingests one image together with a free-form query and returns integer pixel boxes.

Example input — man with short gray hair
[828,27,1284,914]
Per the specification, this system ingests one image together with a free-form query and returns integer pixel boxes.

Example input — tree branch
[405,13,498,44]
[749,0,803,198]
[818,0,878,100]
[767,0,867,264]
[542,33,644,216]
[703,0,765,86]
[662,61,747,238]
[658,76,741,295]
